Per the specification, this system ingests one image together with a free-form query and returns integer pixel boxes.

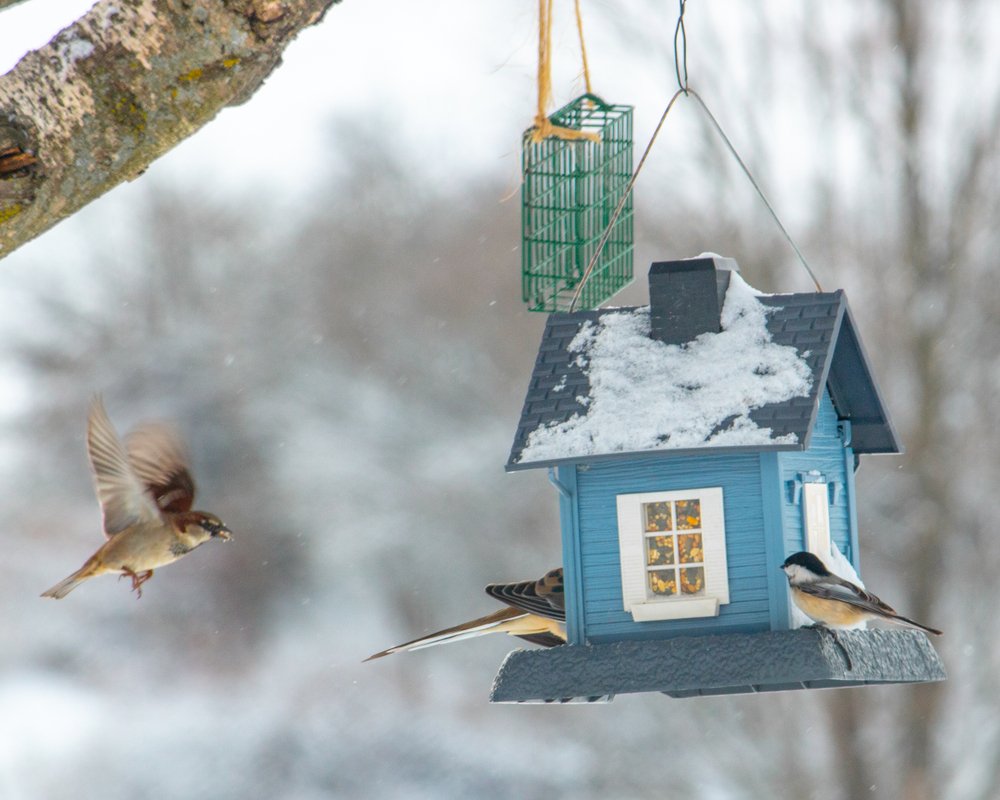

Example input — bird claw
[119,568,154,598]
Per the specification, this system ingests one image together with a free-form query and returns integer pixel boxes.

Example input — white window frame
[802,481,831,558]
[616,487,730,622]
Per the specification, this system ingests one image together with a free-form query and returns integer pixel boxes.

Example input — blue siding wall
[562,388,855,643]
[573,452,771,643]
[759,451,789,631]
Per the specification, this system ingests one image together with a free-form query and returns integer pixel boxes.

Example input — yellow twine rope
[529,0,600,144]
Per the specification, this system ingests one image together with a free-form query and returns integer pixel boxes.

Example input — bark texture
[0,0,338,259]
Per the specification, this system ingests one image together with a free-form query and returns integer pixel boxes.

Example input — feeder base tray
[489,628,945,703]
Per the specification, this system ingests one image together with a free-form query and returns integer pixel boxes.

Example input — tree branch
[0,0,338,260]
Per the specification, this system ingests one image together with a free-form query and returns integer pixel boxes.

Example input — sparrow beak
[209,523,233,541]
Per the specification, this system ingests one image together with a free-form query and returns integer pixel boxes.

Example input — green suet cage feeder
[521,94,634,312]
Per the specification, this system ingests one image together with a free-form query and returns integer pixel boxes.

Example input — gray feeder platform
[490,629,945,703]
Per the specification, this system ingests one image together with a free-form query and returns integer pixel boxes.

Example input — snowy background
[2,2,1000,798]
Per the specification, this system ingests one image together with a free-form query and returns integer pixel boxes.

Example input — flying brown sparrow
[41,397,232,599]
[365,568,566,660]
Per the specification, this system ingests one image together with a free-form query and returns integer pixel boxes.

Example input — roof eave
[504,440,806,472]
[827,298,903,455]
[796,290,845,453]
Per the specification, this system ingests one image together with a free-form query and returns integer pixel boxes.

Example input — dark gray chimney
[648,256,737,345]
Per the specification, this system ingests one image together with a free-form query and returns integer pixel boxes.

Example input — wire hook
[674,0,689,93]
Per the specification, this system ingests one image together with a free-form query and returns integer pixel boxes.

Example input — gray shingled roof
[506,289,900,470]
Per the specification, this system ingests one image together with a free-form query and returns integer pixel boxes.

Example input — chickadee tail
[364,607,553,661]
[888,612,943,636]
[41,566,92,599]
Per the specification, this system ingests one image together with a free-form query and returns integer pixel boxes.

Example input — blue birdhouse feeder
[492,255,945,702]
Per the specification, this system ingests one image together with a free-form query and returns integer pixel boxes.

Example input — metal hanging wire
[687,89,822,292]
[569,88,685,311]
[674,0,689,93]
[569,0,822,311]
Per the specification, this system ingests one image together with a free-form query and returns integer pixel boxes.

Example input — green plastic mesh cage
[521,94,634,312]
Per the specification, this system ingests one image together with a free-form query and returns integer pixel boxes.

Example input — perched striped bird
[781,551,942,635]
[41,397,232,599]
[365,568,566,660]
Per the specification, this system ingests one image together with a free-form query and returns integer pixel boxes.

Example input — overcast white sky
[3,0,937,288]
[5,1,786,203]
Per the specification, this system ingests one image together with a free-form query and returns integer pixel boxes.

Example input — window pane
[677,533,703,564]
[646,535,676,566]
[675,499,701,529]
[643,501,672,532]
[680,567,705,595]
[648,570,677,596]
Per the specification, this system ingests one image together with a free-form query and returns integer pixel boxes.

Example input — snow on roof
[516,273,814,464]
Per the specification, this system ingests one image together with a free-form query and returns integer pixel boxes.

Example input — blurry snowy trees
[0,1,999,798]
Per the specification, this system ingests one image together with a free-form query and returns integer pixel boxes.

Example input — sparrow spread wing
[125,421,196,513]
[87,398,163,536]
[484,567,565,622]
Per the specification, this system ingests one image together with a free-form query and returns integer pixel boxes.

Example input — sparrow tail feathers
[41,563,97,599]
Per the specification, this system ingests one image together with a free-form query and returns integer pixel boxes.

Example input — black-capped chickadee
[780,551,942,636]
